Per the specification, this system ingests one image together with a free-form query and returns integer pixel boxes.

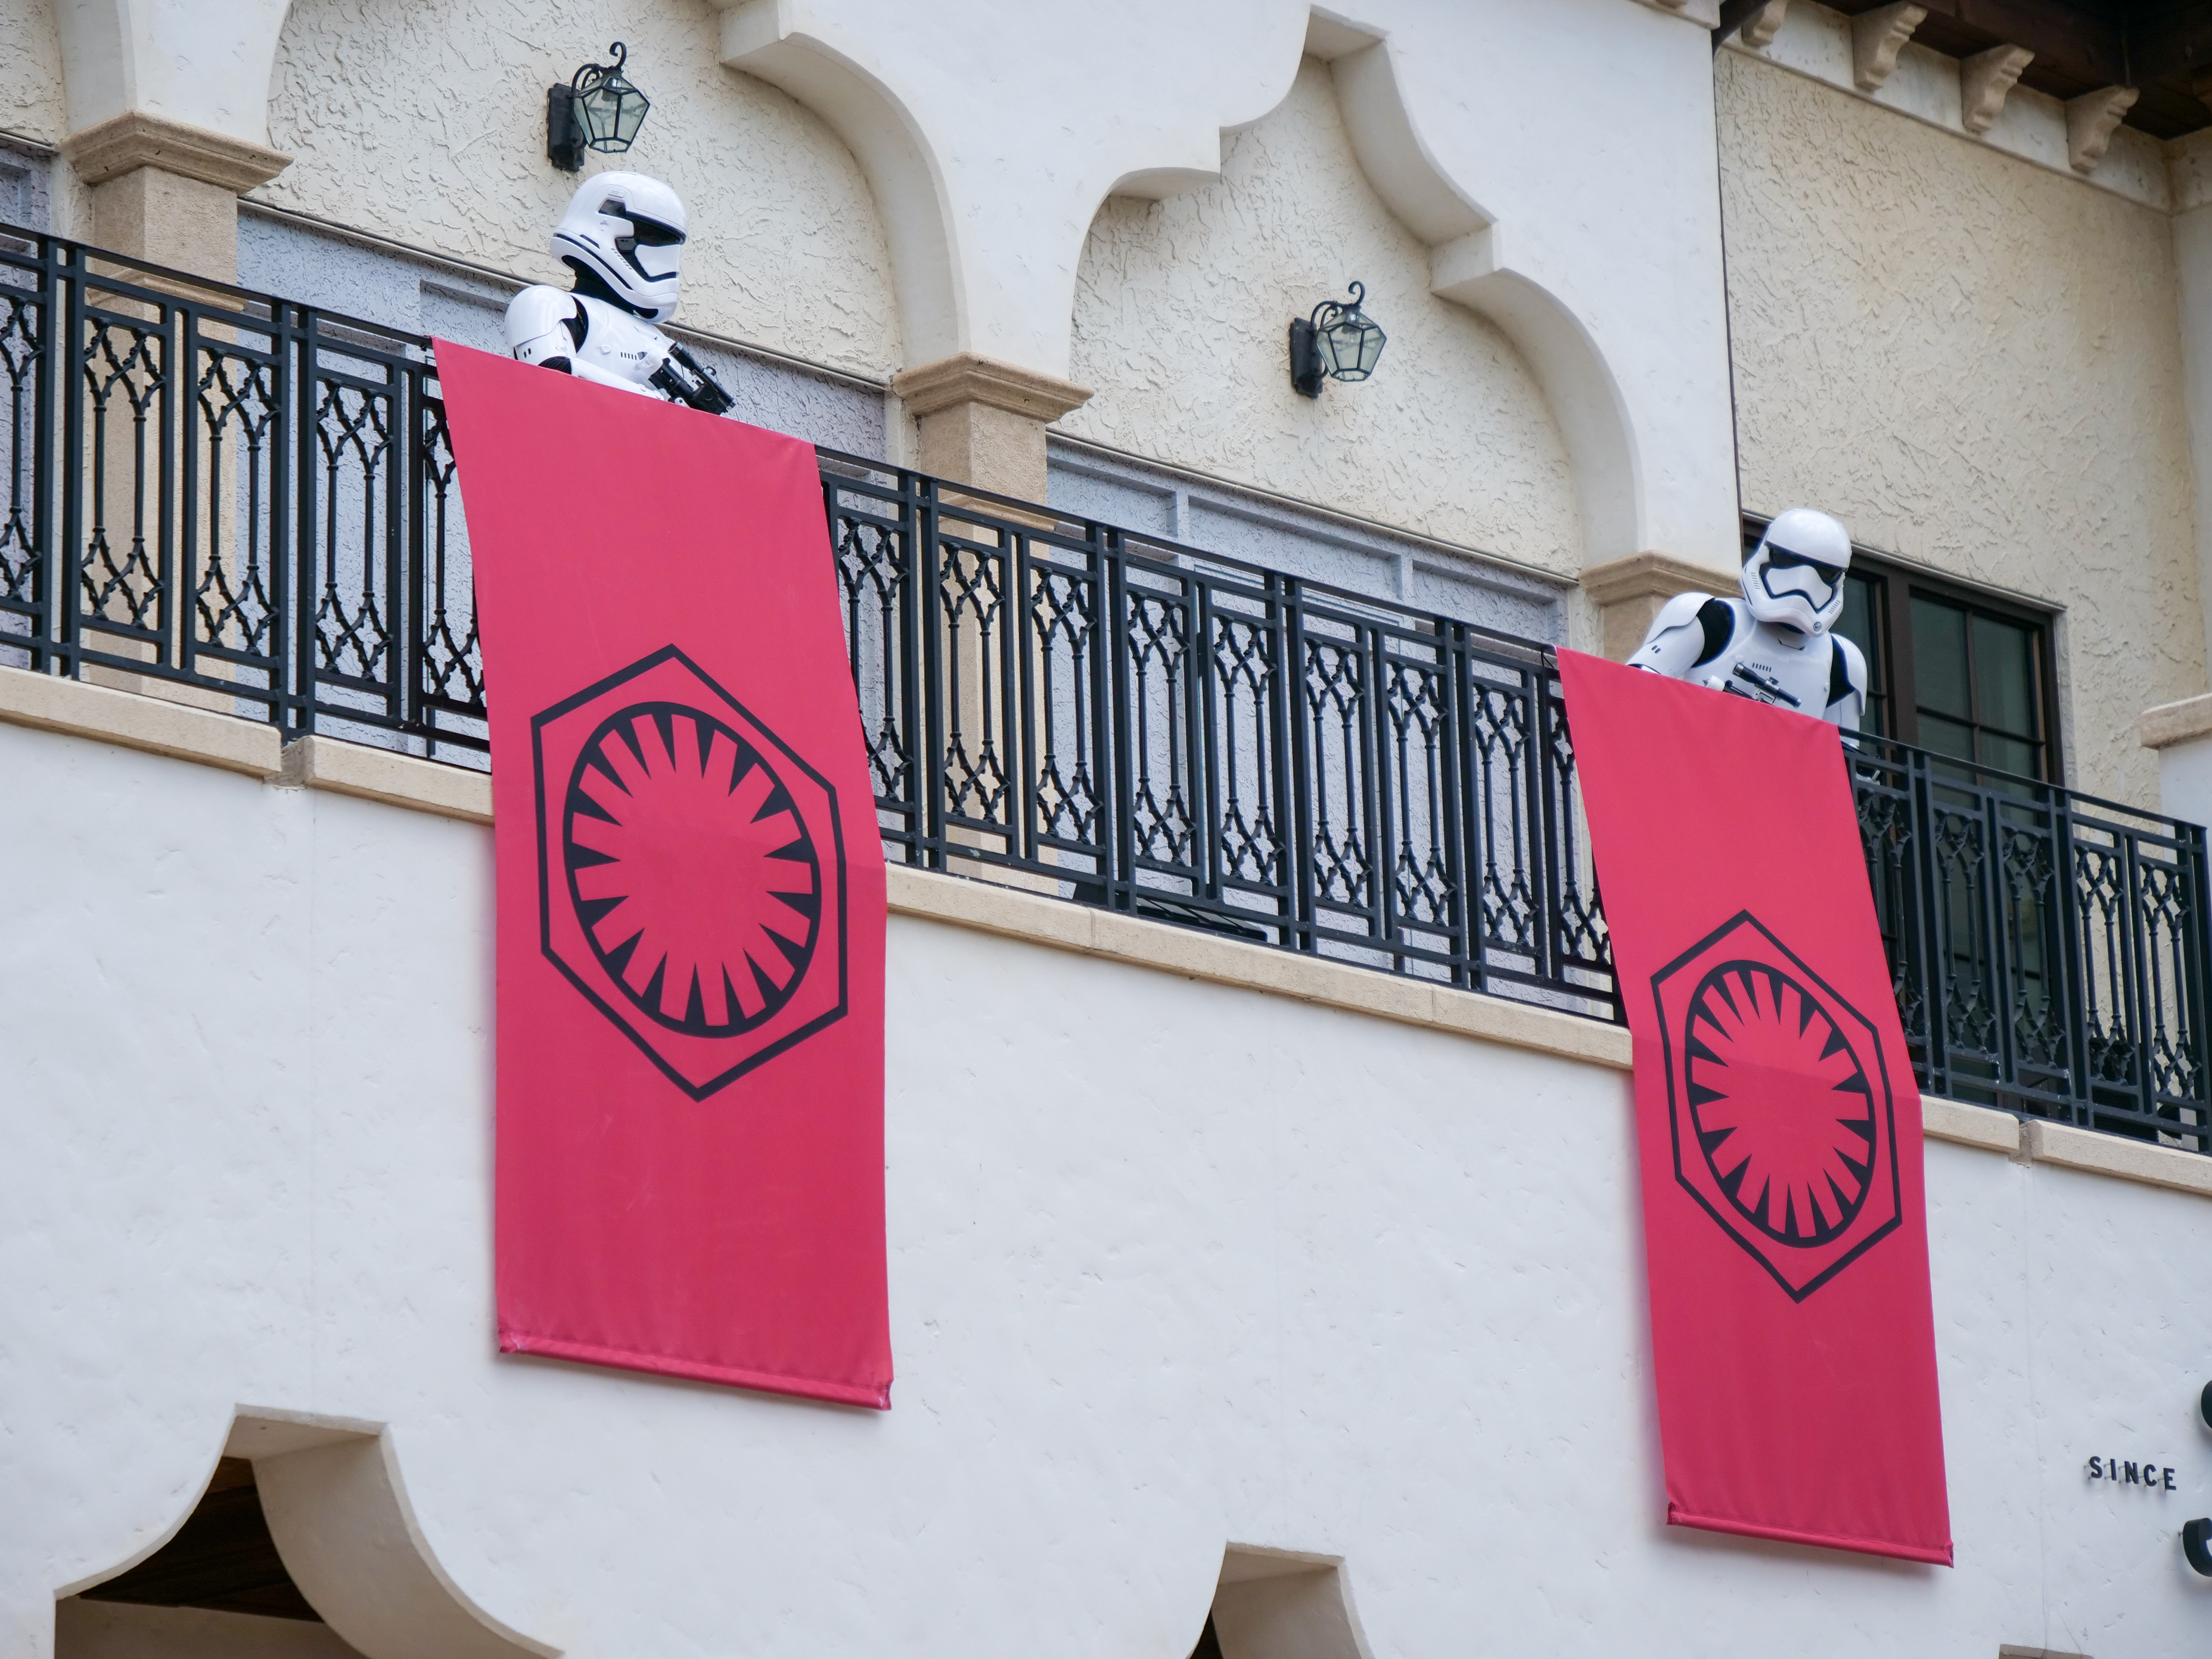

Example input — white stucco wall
[257,0,903,378]
[1717,49,2204,806]
[2158,731,2212,834]
[0,0,66,147]
[5,723,2212,1658]
[1062,57,1580,581]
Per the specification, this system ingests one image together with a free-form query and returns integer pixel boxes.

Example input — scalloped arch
[1303,8,1641,566]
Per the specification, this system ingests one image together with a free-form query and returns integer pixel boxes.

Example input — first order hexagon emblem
[531,645,849,1101]
[1651,911,1900,1301]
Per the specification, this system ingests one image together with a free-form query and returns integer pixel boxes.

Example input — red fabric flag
[1558,648,1949,1564]
[437,341,891,1408]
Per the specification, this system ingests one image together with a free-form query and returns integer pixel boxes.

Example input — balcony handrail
[1,220,2205,1154]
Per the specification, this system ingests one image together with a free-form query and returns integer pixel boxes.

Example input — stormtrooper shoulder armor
[502,287,666,398]
[504,285,583,371]
[1626,591,1747,681]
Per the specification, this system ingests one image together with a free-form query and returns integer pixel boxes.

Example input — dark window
[1745,520,2060,782]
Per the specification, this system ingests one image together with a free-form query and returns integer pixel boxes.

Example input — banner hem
[1667,1505,1953,1566]
[501,1331,892,1410]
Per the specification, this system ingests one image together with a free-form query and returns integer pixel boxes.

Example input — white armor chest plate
[1687,605,1835,717]
[571,295,672,390]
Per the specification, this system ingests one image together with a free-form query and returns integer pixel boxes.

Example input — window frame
[1741,516,2064,784]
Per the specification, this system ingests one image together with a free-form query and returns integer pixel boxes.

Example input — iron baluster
[55,241,85,679]
[916,473,947,871]
[1085,521,1119,909]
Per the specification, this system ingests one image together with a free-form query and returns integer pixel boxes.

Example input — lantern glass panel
[579,77,649,151]
[1323,316,1385,382]
[1349,317,1385,378]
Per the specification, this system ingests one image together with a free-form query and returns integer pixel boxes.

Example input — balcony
[2,225,2205,1154]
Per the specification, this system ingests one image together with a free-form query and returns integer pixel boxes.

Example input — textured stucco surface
[5,726,2212,1657]
[1061,58,1580,580]
[0,0,66,147]
[1717,50,2202,804]
[259,0,902,379]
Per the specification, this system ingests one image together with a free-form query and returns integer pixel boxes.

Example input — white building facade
[4,2,2212,1656]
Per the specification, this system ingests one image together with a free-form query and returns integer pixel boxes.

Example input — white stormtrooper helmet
[1741,507,1852,636]
[550,172,688,323]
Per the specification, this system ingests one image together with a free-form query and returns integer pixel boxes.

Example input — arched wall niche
[1061,45,1586,579]
[1302,8,1652,578]
[56,1409,555,1659]
[257,0,905,379]
[1196,1545,1376,1659]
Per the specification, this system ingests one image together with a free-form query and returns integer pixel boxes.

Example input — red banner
[1558,649,1949,1563]
[437,341,891,1408]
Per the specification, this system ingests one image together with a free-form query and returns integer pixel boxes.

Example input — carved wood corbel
[1960,45,2034,135]
[1851,2,1927,93]
[1741,1,1789,51]
[2066,86,2139,173]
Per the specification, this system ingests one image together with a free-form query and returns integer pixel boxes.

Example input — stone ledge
[279,736,491,824]
[1579,550,1730,610]
[885,865,1636,1071]
[889,352,1092,423]
[2023,1119,2212,1199]
[1922,1094,2021,1154]
[2140,691,2212,751]
[0,666,281,776]
[61,111,291,192]
[15,696,2212,1200]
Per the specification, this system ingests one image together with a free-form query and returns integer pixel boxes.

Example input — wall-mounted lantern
[1289,281,1387,399]
[547,42,651,173]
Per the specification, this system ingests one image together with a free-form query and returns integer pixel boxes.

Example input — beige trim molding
[890,352,1092,423]
[61,111,291,193]
[8,701,2212,1202]
[2023,1117,2212,1198]
[1922,1094,2020,1154]
[888,862,1636,1070]
[0,664,281,776]
[1579,551,1729,610]
[279,736,492,824]
[1918,1095,2212,1197]
[2140,691,2212,750]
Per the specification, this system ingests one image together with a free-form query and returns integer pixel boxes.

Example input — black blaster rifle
[650,339,737,415]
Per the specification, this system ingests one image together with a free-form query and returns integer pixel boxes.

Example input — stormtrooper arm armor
[1825,634,1869,734]
[1626,591,1737,679]
[502,285,658,397]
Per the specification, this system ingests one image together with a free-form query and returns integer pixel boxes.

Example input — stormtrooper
[1626,507,1868,732]
[504,172,734,414]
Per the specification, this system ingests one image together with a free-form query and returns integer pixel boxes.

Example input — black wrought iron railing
[2,224,2205,1151]
[0,229,479,753]
[819,456,1613,1015]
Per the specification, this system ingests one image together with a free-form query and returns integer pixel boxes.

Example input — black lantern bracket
[548,42,651,173]
[1289,281,1387,399]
